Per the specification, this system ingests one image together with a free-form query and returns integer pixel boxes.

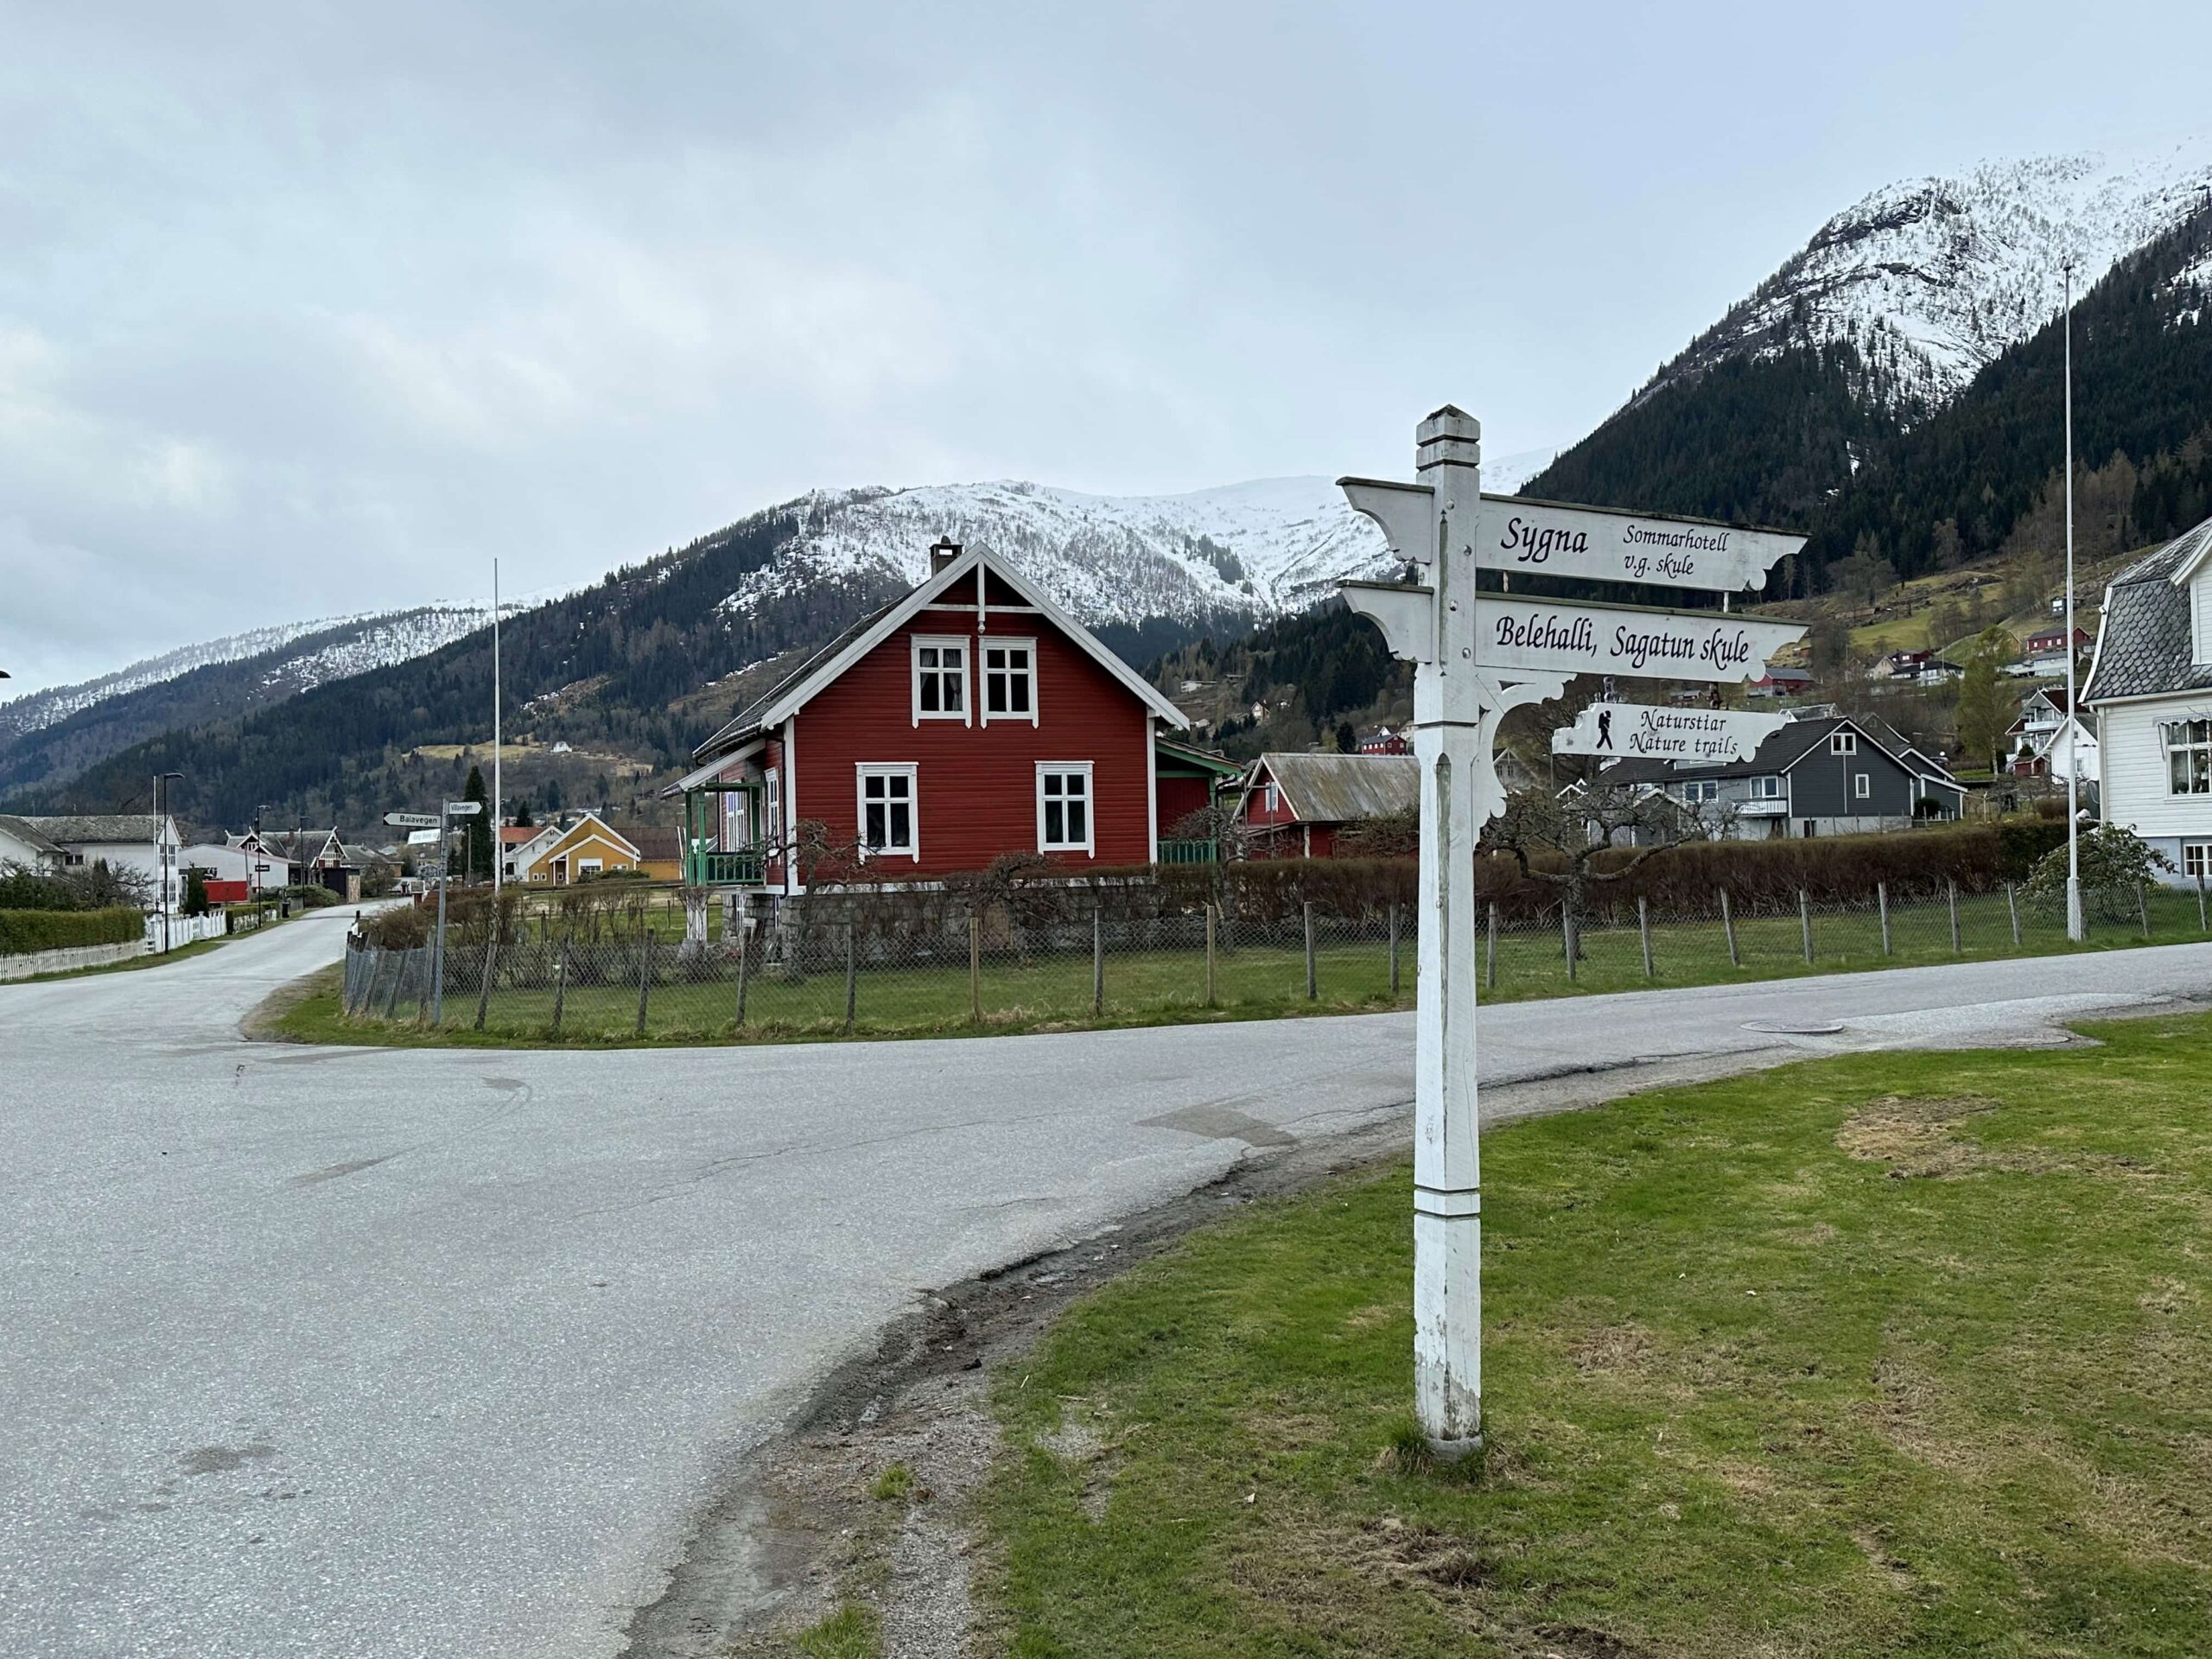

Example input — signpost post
[1337,405,1804,1458]
[386,804,479,1025]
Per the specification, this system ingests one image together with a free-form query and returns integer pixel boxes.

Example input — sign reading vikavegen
[1550,701,1791,765]
[1475,595,1804,683]
[1478,496,1804,592]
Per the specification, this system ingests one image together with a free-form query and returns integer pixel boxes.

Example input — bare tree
[1485,783,1719,961]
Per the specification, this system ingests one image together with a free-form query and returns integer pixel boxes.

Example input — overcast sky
[4,1,2209,693]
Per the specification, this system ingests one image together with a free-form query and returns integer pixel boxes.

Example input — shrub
[0,906,143,956]
[361,905,433,950]
[0,863,88,912]
[2024,824,2175,919]
[280,884,341,909]
[181,869,211,918]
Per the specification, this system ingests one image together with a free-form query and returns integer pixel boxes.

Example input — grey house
[1595,715,1965,839]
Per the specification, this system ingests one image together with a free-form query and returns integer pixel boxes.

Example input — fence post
[474,933,499,1032]
[734,897,750,1029]
[1205,904,1217,1007]
[551,943,569,1035]
[1878,881,1891,957]
[1561,905,1577,983]
[1948,880,1961,955]
[2198,872,2208,933]
[382,950,406,1020]
[1388,901,1400,997]
[1798,889,1814,963]
[1719,887,1738,967]
[969,912,982,1024]
[2007,882,2021,947]
[635,932,653,1036]
[844,921,858,1033]
[1485,901,1497,990]
[1092,906,1104,1016]
[1635,895,1652,980]
[2139,880,2152,940]
[1304,901,1318,1001]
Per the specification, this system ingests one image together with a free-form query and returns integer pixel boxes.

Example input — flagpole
[2063,258,2082,943]
[493,556,503,898]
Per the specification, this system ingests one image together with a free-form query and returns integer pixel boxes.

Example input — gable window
[1854,772,1871,799]
[2184,842,2212,881]
[1263,782,1281,815]
[912,637,969,724]
[1830,731,1858,756]
[982,639,1036,724]
[856,764,918,858]
[2168,720,2212,795]
[1037,763,1094,854]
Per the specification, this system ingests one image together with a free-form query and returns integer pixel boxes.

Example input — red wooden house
[668,540,1236,890]
[1236,752,1420,858]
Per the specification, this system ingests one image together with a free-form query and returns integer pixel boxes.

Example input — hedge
[0,906,143,957]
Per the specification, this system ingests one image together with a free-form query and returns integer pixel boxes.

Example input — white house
[2083,516,2212,883]
[6,814,181,909]
[0,814,66,873]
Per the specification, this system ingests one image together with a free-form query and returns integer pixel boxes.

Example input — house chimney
[929,536,962,575]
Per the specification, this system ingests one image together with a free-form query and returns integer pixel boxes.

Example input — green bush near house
[0,906,144,956]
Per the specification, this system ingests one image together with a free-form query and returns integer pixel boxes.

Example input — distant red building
[1238,752,1419,858]
[669,541,1238,887]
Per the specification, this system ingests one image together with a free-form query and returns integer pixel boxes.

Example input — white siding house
[2083,516,2212,882]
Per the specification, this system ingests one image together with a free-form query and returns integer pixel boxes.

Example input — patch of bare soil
[1834,1095,2018,1179]
[616,1113,1412,1658]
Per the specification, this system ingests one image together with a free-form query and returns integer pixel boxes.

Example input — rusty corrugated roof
[1252,753,1419,823]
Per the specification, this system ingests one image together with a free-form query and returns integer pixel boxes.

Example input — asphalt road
[3,909,2207,1658]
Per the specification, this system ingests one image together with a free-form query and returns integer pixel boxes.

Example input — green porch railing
[683,848,766,887]
[1159,839,1217,866]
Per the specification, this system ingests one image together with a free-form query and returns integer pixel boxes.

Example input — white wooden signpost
[1550,702,1791,765]
[1336,405,1805,1456]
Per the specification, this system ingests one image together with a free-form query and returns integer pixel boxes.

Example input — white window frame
[855,763,919,860]
[2167,720,2212,796]
[1036,762,1096,855]
[1751,774,1783,799]
[1853,772,1871,800]
[910,635,970,726]
[764,768,782,846]
[1830,731,1858,756]
[2184,842,2212,881]
[1263,782,1281,814]
[579,856,604,876]
[981,637,1039,727]
[1681,779,1719,804]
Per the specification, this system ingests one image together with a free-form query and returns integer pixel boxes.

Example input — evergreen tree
[513,799,534,828]
[462,766,493,881]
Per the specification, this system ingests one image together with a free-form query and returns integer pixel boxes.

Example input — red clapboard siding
[1154,775,1211,836]
[792,618,1152,874]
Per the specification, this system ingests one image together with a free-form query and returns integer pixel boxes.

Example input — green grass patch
[978,1013,2212,1656]
[870,1461,918,1503]
[793,1602,882,1659]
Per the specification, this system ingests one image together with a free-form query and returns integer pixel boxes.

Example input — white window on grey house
[1751,775,1783,799]
[1854,772,1871,799]
[1037,763,1094,854]
[982,639,1036,722]
[2184,842,2212,881]
[1681,780,1719,804]
[1830,731,1858,756]
[912,637,968,722]
[856,764,918,857]
[2168,720,2212,795]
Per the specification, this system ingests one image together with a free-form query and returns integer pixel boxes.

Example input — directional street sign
[1334,403,1808,1465]
[1551,701,1791,765]
[1338,478,1806,592]
[444,801,482,817]
[1476,594,1804,683]
[384,811,440,829]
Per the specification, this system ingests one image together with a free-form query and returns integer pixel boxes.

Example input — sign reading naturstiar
[1550,701,1790,764]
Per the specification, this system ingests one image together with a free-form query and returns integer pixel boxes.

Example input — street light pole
[492,556,503,898]
[155,770,182,951]
[2063,258,2083,943]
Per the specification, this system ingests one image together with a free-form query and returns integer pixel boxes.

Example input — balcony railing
[683,848,766,887]
[1159,838,1217,866]
[1738,798,1788,817]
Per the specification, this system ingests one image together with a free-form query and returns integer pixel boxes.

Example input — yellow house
[516,814,645,886]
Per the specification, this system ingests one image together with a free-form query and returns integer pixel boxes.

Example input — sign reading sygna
[1476,595,1803,683]
[1479,495,1805,592]
[1550,701,1790,765]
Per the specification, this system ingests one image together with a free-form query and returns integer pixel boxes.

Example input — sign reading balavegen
[1551,702,1791,765]
[1475,595,1804,683]
[1476,495,1804,593]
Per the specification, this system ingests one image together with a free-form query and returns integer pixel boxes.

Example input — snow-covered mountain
[1648,138,2212,416]
[0,607,480,741]
[715,476,1395,634]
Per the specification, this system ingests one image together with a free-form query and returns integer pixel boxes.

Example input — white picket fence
[143,912,231,950]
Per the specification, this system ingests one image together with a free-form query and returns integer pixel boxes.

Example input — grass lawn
[276,885,2211,1048]
[979,1011,2212,1657]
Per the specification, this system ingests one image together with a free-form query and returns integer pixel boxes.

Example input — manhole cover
[1741,1019,1844,1036]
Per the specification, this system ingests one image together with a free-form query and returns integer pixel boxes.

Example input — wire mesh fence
[336,874,2212,1043]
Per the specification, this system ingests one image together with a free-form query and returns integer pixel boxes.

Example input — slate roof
[2082,517,2212,703]
[0,814,66,856]
[1251,753,1419,822]
[9,813,164,844]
